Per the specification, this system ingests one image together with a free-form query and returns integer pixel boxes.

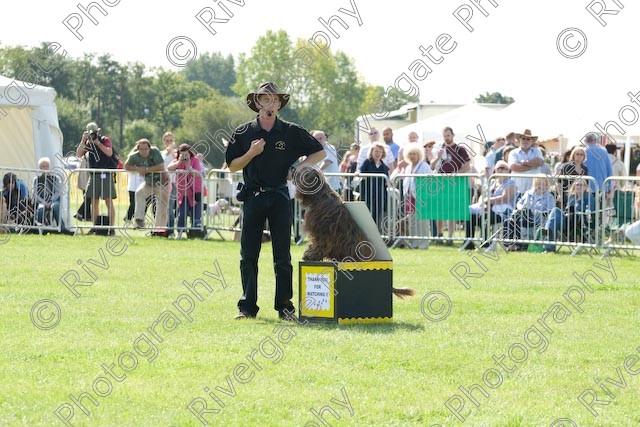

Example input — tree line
[0,30,417,168]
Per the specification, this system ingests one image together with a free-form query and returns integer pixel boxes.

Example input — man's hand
[248,138,266,158]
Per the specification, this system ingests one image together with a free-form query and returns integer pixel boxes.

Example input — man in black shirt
[225,82,325,320]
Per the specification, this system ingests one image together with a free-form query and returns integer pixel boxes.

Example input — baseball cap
[86,122,100,132]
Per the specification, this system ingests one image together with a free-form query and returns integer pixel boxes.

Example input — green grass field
[1,233,639,427]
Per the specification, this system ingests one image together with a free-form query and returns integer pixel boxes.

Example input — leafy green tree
[182,52,236,96]
[123,119,160,153]
[475,91,514,104]
[176,93,254,169]
[56,96,91,155]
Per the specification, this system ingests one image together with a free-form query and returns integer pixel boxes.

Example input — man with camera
[75,122,117,234]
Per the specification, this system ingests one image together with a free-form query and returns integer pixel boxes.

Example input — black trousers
[239,189,293,315]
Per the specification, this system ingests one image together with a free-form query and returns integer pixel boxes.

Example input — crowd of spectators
[2,121,639,251]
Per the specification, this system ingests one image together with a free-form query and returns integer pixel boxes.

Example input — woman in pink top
[168,144,204,238]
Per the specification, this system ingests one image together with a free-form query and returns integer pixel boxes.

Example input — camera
[181,156,189,162]
[85,131,98,142]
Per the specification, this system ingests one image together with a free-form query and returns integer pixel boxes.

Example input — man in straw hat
[225,82,325,321]
[508,129,544,194]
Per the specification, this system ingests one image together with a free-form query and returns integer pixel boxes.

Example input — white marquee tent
[1,75,69,225]
[0,74,64,171]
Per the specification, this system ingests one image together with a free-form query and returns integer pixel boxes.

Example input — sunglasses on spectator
[520,137,532,141]
[496,166,509,170]
[369,131,379,135]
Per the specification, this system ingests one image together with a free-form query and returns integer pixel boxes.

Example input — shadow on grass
[257,318,425,333]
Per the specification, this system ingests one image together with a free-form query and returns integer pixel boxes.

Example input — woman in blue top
[543,179,596,251]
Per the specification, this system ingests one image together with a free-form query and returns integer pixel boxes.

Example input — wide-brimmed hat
[515,129,538,142]
[423,140,436,147]
[246,82,290,113]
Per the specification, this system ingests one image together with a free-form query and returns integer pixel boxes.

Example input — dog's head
[293,165,338,207]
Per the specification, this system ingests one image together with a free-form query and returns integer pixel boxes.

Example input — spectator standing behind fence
[359,143,390,230]
[463,160,516,250]
[33,157,71,234]
[125,167,145,222]
[75,122,117,233]
[73,153,91,221]
[312,130,341,193]
[508,129,543,194]
[494,132,517,162]
[168,144,203,240]
[397,131,420,171]
[484,137,506,178]
[162,132,178,235]
[503,177,555,251]
[542,179,595,252]
[556,146,588,208]
[606,143,626,197]
[357,127,395,174]
[397,144,431,249]
[339,143,360,201]
[583,132,613,193]
[430,127,471,246]
[124,138,171,234]
[382,127,400,168]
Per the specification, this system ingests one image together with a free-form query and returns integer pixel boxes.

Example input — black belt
[250,184,288,193]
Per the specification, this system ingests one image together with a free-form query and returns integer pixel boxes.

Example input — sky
[2,0,638,141]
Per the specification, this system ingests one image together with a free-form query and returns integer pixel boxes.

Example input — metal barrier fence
[485,174,601,255]
[67,168,205,235]
[601,176,640,257]
[203,169,244,240]
[0,166,67,234]
[3,164,640,256]
[388,173,483,248]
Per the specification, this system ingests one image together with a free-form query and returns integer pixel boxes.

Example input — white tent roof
[0,75,64,171]
[394,104,500,169]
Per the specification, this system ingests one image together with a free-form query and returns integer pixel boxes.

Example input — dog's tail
[392,287,416,299]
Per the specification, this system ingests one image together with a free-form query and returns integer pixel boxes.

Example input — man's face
[39,162,50,172]
[313,132,327,145]
[520,136,534,151]
[382,129,393,143]
[494,138,505,150]
[138,143,151,158]
[408,133,419,143]
[443,130,454,145]
[506,135,516,145]
[368,130,379,142]
[257,94,281,115]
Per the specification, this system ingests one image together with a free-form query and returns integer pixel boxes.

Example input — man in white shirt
[484,136,505,178]
[356,128,395,174]
[508,129,543,193]
[313,130,341,192]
